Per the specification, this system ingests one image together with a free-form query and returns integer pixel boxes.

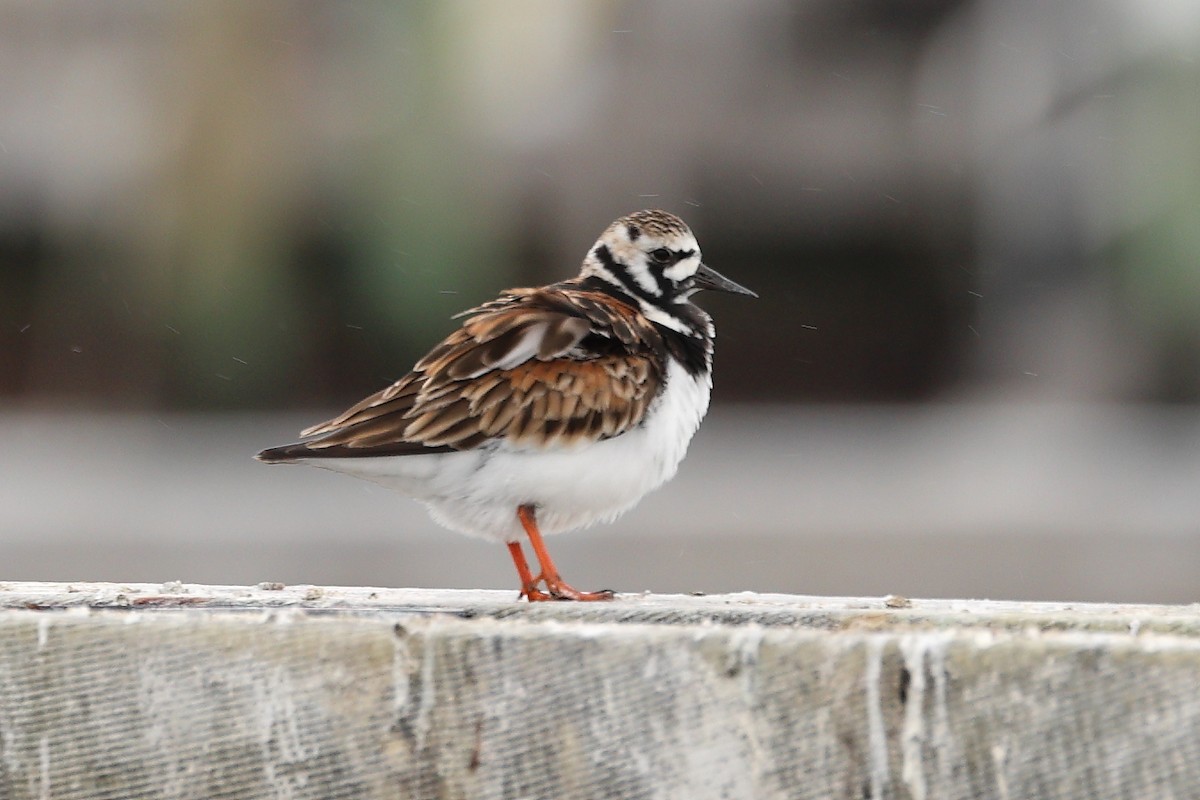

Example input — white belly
[303,360,711,542]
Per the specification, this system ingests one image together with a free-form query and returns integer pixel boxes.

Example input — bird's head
[581,210,756,329]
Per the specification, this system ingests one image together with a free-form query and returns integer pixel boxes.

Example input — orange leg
[506,541,551,602]
[516,504,614,602]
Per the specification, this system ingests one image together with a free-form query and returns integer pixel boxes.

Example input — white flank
[305,359,712,542]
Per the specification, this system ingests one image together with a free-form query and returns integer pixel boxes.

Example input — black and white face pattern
[582,210,706,334]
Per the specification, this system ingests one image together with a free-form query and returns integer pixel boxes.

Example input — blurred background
[3,0,1200,602]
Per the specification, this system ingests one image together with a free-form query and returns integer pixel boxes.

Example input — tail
[255,443,312,464]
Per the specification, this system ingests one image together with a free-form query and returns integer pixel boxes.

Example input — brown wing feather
[264,284,664,460]
[299,374,422,438]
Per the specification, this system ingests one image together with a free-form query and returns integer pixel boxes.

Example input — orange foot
[506,507,616,603]
[518,586,554,602]
[518,581,613,602]
[542,576,614,602]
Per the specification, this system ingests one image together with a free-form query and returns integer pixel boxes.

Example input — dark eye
[650,248,672,264]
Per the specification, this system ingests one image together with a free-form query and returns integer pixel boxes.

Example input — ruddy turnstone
[257,209,755,601]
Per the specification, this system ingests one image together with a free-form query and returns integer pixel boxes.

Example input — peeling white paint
[391,629,414,718]
[256,665,317,800]
[727,623,765,680]
[38,735,49,800]
[0,687,17,783]
[137,653,188,800]
[898,632,956,800]
[992,742,1011,800]
[864,638,891,799]
[900,640,929,800]
[641,651,659,680]
[414,634,437,750]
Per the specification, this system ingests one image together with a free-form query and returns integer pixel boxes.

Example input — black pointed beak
[693,262,757,298]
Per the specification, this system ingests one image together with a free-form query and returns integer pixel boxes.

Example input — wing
[259,287,664,461]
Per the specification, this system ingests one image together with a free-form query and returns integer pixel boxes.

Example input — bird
[256,209,755,601]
